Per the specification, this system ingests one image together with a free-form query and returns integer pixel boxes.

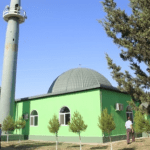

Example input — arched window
[59,106,70,126]
[30,110,38,126]
[126,106,133,123]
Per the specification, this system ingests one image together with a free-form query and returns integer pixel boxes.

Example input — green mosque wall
[14,89,103,138]
[14,88,141,141]
[101,89,132,137]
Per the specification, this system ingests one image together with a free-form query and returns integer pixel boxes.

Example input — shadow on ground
[118,148,136,150]
[66,144,84,148]
[90,145,108,149]
[135,140,143,142]
[1,141,63,149]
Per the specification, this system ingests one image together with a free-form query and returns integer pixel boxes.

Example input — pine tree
[134,111,146,134]
[98,108,116,150]
[144,119,150,137]
[47,114,61,150]
[15,116,26,142]
[99,0,150,114]
[2,115,15,143]
[134,111,150,137]
[68,110,87,150]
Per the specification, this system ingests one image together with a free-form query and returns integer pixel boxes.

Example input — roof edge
[15,84,128,102]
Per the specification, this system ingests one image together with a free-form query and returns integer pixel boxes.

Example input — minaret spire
[0,0,27,125]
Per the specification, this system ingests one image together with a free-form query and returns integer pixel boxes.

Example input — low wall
[0,133,143,143]
[1,134,24,141]
[28,135,103,143]
[103,133,142,143]
[142,132,150,138]
[26,134,142,144]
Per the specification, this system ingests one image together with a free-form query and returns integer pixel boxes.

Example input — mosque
[0,0,149,144]
[10,67,139,143]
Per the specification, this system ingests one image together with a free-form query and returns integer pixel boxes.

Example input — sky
[0,0,142,99]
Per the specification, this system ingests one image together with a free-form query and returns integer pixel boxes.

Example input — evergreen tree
[68,110,87,150]
[134,111,150,137]
[98,108,116,150]
[15,116,26,142]
[134,111,146,134]
[144,119,150,137]
[47,114,61,150]
[2,115,15,143]
[99,0,150,114]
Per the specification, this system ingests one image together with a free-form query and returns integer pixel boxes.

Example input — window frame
[59,106,70,126]
[126,106,133,123]
[30,110,38,127]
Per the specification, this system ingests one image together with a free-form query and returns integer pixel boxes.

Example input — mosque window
[59,106,70,126]
[126,106,133,123]
[30,110,38,126]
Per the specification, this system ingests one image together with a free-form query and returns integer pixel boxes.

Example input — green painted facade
[12,88,137,143]
[101,89,131,137]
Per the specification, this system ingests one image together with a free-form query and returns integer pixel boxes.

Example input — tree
[133,111,146,135]
[15,116,26,142]
[47,114,61,150]
[134,111,150,137]
[2,115,15,143]
[98,108,116,150]
[99,0,150,114]
[68,110,87,150]
[144,119,150,137]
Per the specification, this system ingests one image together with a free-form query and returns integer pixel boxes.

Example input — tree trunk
[56,132,58,150]
[7,131,9,143]
[79,132,82,150]
[19,129,20,142]
[109,135,112,150]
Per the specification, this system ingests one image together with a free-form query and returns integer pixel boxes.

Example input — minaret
[0,0,27,124]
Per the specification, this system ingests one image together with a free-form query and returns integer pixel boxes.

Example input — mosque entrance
[126,106,133,122]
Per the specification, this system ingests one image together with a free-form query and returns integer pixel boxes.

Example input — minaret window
[30,110,38,126]
[15,4,19,10]
[59,106,70,126]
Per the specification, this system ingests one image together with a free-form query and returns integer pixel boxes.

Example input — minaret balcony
[3,7,27,24]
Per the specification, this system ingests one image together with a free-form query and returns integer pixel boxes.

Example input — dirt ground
[0,137,150,150]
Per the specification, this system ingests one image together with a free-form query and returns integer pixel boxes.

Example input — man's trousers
[126,129,135,144]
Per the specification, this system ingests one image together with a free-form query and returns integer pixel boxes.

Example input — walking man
[0,124,2,149]
[125,117,135,144]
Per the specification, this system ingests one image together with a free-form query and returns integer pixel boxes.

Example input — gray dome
[48,68,112,94]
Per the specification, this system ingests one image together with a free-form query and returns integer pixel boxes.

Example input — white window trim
[59,106,70,126]
[126,112,133,117]
[59,112,70,126]
[30,110,38,127]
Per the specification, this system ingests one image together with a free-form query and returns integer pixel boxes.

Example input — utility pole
[0,0,27,126]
